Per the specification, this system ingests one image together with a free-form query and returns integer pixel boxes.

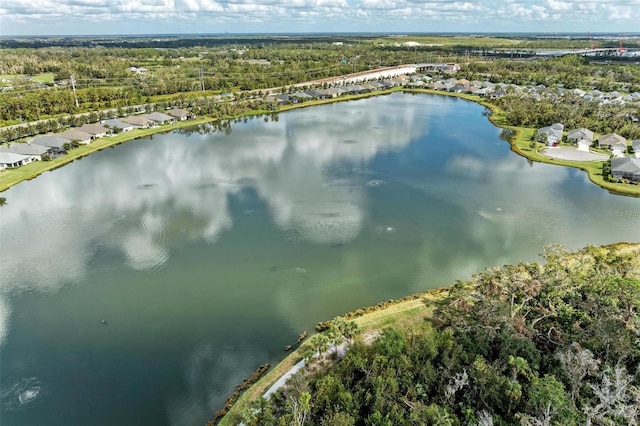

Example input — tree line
[239,244,640,425]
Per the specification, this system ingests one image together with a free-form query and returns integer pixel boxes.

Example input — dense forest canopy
[238,244,640,425]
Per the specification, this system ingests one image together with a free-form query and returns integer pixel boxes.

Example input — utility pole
[199,67,205,91]
[70,75,79,108]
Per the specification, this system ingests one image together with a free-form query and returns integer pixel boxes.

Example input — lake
[1,92,638,425]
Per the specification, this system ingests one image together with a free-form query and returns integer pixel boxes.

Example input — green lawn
[0,73,54,85]
[31,73,55,84]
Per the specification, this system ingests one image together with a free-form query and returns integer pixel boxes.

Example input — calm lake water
[1,93,639,425]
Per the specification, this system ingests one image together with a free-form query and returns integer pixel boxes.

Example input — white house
[0,152,32,168]
[0,143,50,161]
[102,119,137,132]
[538,123,564,146]
[142,112,175,124]
[567,128,594,145]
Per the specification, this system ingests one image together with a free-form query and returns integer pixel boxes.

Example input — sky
[0,0,639,36]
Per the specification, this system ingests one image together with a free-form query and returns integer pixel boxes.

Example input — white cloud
[1,0,639,33]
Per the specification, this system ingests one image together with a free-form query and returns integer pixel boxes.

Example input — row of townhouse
[0,109,192,170]
[409,74,640,106]
[269,80,402,105]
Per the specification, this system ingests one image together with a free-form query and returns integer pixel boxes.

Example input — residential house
[31,135,72,149]
[472,87,492,96]
[168,108,193,121]
[567,128,594,150]
[304,89,329,99]
[317,88,343,98]
[57,129,93,144]
[538,123,564,146]
[598,133,627,155]
[289,91,312,101]
[142,112,175,124]
[603,91,624,101]
[632,140,640,158]
[122,115,155,128]
[588,90,604,99]
[0,142,50,161]
[271,94,293,105]
[0,152,32,168]
[448,84,467,93]
[611,157,640,181]
[78,124,110,138]
[102,119,137,132]
[343,85,367,95]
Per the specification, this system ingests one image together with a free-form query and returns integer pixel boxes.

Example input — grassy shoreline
[2,88,638,197]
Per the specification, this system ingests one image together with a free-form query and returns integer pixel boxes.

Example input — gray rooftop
[143,112,175,123]
[102,119,137,130]
[57,129,93,142]
[78,124,110,135]
[567,128,594,141]
[0,143,49,156]
[31,135,72,148]
[0,151,30,164]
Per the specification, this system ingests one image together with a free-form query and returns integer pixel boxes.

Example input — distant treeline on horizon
[1,32,638,46]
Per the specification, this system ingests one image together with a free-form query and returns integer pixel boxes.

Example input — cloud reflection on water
[0,95,425,345]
